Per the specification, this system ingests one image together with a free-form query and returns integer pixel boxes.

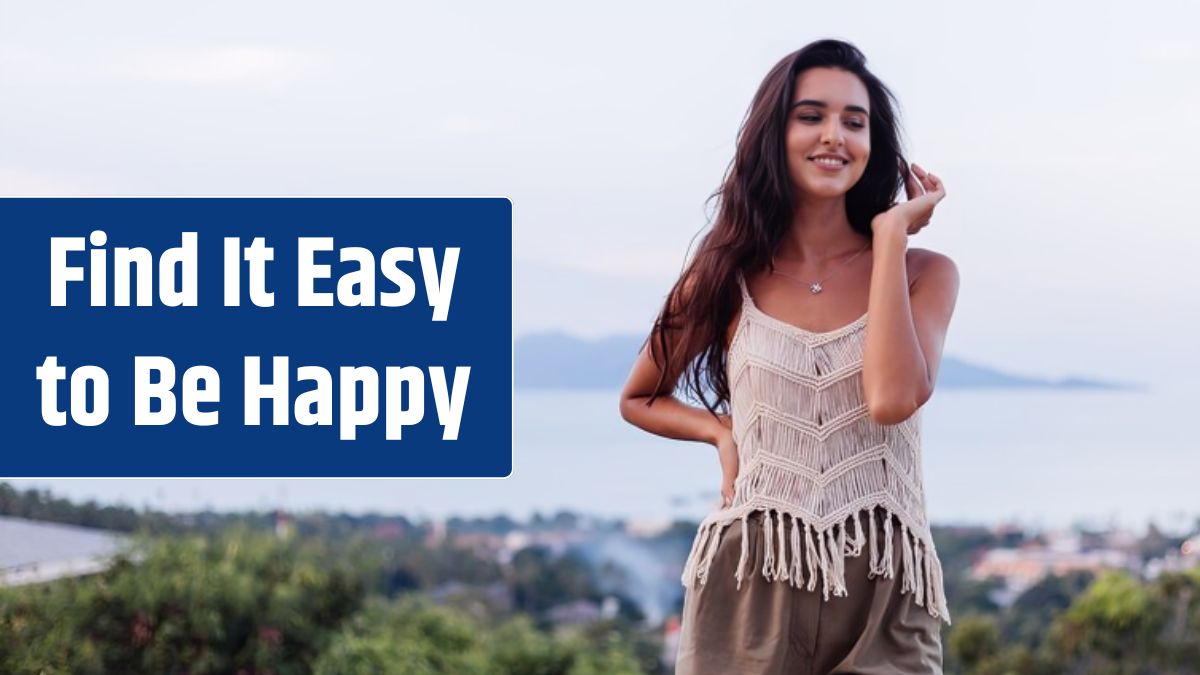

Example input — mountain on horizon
[514,332,1141,392]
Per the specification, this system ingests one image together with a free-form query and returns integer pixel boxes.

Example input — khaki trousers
[675,507,944,675]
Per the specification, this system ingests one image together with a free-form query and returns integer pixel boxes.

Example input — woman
[619,40,959,673]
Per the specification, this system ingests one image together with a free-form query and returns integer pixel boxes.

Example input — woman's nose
[821,118,844,146]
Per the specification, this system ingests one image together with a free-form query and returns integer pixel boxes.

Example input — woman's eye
[797,113,865,129]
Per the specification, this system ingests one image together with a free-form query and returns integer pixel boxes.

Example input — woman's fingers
[928,172,946,200]
[912,164,946,212]
[900,159,925,198]
[913,163,939,194]
[721,483,735,507]
[891,163,946,237]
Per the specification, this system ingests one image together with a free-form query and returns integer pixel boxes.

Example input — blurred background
[2,1,1198,672]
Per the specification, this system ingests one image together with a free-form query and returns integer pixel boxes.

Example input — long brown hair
[645,39,910,415]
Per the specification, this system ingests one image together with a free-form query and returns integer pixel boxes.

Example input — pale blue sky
[3,0,1196,389]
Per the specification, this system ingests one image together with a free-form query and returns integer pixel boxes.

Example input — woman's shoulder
[907,247,957,275]
[906,246,955,264]
[906,247,959,291]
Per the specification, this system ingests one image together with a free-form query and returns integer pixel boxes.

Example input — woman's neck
[778,196,869,263]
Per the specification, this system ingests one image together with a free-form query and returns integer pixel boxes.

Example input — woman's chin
[795,180,853,199]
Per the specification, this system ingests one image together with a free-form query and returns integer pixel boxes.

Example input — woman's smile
[810,154,850,171]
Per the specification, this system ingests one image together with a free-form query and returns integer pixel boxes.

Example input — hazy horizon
[9,379,1196,535]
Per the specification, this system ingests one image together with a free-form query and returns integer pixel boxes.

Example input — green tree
[1045,570,1166,674]
[313,597,645,675]
[0,529,363,675]
[948,614,1002,669]
[509,547,598,617]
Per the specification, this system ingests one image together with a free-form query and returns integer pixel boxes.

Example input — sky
[4,0,1197,390]
[2,1,1198,515]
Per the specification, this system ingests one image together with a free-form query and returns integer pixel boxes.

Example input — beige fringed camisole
[679,271,952,625]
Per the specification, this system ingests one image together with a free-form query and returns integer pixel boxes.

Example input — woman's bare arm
[618,282,740,506]
[617,340,728,446]
[861,164,959,424]
[861,231,959,424]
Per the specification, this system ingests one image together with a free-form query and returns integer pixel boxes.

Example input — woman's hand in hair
[715,413,739,509]
[873,162,946,237]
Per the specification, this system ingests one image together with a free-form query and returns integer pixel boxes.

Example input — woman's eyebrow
[790,99,869,115]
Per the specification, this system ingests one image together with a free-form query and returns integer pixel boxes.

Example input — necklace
[769,242,872,294]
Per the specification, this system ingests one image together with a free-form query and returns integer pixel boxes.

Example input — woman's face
[786,67,872,200]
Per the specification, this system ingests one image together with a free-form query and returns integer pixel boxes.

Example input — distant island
[514,332,1142,391]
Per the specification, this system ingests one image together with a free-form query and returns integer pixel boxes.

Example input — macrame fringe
[734,513,750,590]
[774,512,789,582]
[804,521,819,592]
[681,506,953,624]
[761,509,774,579]
[789,517,803,587]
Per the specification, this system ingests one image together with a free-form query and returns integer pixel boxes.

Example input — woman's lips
[810,158,848,172]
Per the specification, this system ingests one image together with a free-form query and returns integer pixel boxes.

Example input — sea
[10,382,1199,534]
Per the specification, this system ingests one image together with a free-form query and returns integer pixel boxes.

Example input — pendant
[809,282,823,294]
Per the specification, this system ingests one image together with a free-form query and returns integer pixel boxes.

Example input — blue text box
[0,197,513,477]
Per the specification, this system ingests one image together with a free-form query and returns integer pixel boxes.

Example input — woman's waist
[731,406,921,445]
[738,441,924,474]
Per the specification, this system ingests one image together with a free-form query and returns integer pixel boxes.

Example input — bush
[313,596,645,675]
[0,529,363,675]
